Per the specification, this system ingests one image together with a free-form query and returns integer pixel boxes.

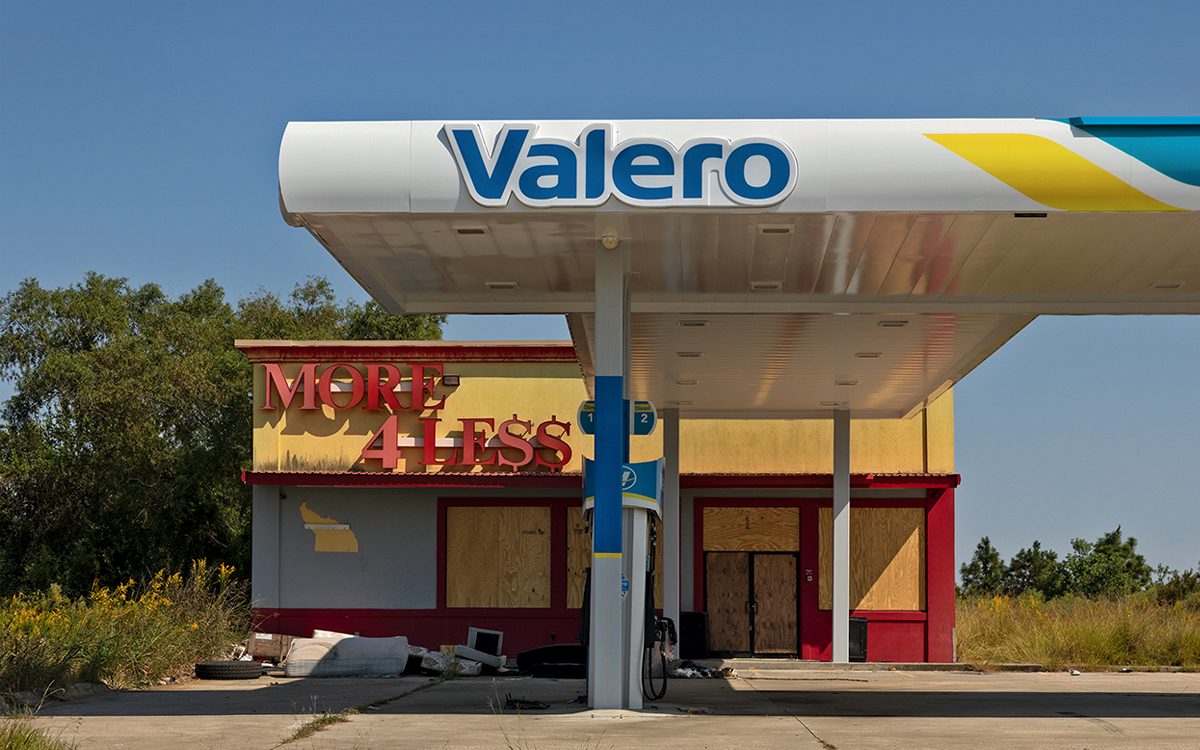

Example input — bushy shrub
[1156,568,1200,610]
[0,560,248,696]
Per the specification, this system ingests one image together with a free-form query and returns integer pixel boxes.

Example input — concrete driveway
[24,669,1200,749]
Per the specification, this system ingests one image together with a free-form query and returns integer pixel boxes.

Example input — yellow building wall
[252,360,953,475]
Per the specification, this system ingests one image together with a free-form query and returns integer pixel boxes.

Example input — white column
[589,237,627,709]
[832,409,851,663]
[662,408,681,631]
[622,507,649,709]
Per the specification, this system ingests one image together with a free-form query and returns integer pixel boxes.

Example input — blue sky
[1,0,1197,572]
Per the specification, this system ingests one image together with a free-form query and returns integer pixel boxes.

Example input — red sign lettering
[535,416,572,468]
[262,363,319,410]
[496,416,535,470]
[365,363,404,411]
[317,363,365,410]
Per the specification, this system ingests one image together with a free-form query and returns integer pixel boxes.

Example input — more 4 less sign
[260,362,572,471]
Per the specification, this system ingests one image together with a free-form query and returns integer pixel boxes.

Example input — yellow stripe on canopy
[925,133,1182,211]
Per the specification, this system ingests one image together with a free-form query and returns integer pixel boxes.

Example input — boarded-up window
[566,506,662,609]
[702,507,799,551]
[446,506,551,608]
[818,506,925,611]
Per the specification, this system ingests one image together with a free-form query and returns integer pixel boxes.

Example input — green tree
[1058,526,1154,598]
[1004,540,1062,597]
[959,536,1005,596]
[0,274,443,596]
[235,277,444,341]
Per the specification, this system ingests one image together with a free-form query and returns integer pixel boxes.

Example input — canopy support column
[832,408,851,663]
[589,236,628,709]
[662,408,681,633]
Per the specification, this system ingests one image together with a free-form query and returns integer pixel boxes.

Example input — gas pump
[581,457,670,708]
[641,519,676,701]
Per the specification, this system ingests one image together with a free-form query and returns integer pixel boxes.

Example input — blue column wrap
[594,375,623,555]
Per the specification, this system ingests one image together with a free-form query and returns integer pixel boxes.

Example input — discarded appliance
[453,626,507,669]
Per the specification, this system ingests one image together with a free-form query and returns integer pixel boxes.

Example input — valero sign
[445,123,798,208]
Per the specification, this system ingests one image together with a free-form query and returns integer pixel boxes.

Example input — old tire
[195,660,263,680]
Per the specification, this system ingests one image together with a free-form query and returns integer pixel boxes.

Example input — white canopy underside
[298,210,1198,418]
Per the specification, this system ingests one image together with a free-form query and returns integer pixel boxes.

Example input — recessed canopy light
[676,352,703,358]
[855,352,882,359]
[836,380,859,386]
[877,320,909,328]
[1014,213,1047,218]
[441,374,461,387]
[674,380,698,386]
[678,320,709,327]
[668,400,694,406]
[749,281,783,292]
[759,225,794,235]
[485,281,519,290]
[1150,280,1185,290]
[455,227,487,235]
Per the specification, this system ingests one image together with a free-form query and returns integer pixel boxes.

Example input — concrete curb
[3,682,115,711]
[694,659,973,673]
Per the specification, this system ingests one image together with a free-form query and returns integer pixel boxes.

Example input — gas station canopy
[278,118,1200,418]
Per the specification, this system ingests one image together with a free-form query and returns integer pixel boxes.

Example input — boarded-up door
[705,552,798,655]
[753,554,798,654]
[705,553,750,653]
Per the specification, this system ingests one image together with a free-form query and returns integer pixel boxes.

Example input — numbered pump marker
[577,400,657,436]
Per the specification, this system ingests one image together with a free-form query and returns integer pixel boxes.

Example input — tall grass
[1,560,249,696]
[0,714,79,750]
[956,593,1200,670]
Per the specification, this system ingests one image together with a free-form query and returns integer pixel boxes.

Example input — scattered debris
[420,650,482,677]
[1070,670,1082,676]
[455,645,506,669]
[248,632,295,663]
[677,706,715,714]
[670,660,736,679]
[504,694,550,710]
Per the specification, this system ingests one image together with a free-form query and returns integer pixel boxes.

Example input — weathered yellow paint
[924,389,955,474]
[251,357,953,475]
[672,392,953,474]
[300,502,359,553]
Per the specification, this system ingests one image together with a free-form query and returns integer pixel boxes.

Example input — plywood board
[567,508,663,610]
[566,506,590,609]
[706,552,751,653]
[447,506,552,609]
[497,506,552,608]
[703,507,799,551]
[446,506,499,608]
[754,554,798,654]
[818,507,926,611]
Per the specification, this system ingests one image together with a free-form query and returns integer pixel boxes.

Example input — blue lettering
[612,143,673,201]
[585,128,606,200]
[444,124,796,207]
[519,143,577,200]
[724,142,791,201]
[682,142,724,199]
[451,127,529,202]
